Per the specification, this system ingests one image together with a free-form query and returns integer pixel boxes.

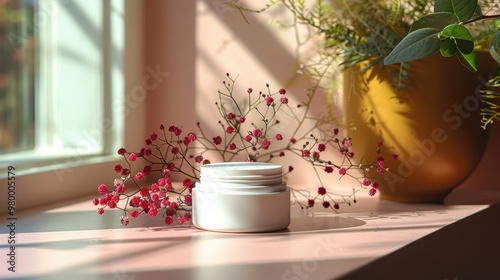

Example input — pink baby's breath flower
[302,149,310,157]
[261,139,271,150]
[363,178,371,186]
[318,186,327,195]
[158,177,166,186]
[130,196,141,207]
[151,183,160,192]
[178,216,187,224]
[313,151,320,160]
[120,216,130,226]
[377,157,385,167]
[392,154,399,160]
[97,184,108,195]
[318,143,326,152]
[308,199,315,208]
[195,155,204,163]
[183,212,192,222]
[168,125,182,136]
[139,200,149,210]
[183,178,193,188]
[150,132,158,141]
[229,143,237,150]
[117,147,126,156]
[167,162,176,170]
[161,198,170,207]
[188,132,197,142]
[265,96,274,106]
[135,172,145,180]
[184,194,192,206]
[148,207,158,217]
[169,202,178,209]
[143,148,152,156]
[164,216,174,225]
[99,196,108,206]
[115,184,126,194]
[342,138,352,147]
[130,211,139,219]
[253,128,262,138]
[143,165,152,175]
[213,136,222,145]
[114,164,122,173]
[94,75,398,227]
[140,187,149,197]
[128,153,137,162]
[166,208,176,217]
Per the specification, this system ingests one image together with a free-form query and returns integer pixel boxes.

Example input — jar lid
[198,162,285,191]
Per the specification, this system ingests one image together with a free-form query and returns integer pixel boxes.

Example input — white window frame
[0,0,144,213]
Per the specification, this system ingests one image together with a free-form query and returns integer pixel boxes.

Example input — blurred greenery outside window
[0,0,35,154]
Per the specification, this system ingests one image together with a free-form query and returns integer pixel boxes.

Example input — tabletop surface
[0,192,494,280]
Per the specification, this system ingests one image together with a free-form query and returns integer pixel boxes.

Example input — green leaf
[440,24,474,54]
[440,38,457,57]
[457,50,478,72]
[384,28,440,65]
[434,0,477,22]
[455,39,474,55]
[440,24,473,40]
[409,12,459,32]
[489,31,500,64]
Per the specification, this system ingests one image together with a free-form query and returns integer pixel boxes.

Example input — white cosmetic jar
[192,162,290,232]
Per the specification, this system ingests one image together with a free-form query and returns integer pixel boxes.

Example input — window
[0,0,123,168]
[0,0,137,211]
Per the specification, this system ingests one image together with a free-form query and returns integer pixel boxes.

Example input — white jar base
[192,188,291,233]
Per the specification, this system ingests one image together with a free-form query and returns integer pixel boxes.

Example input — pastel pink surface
[0,193,491,280]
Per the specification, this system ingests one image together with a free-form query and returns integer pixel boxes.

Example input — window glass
[0,0,36,154]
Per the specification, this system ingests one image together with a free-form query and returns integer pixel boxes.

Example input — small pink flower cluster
[93,155,194,226]
[93,74,397,225]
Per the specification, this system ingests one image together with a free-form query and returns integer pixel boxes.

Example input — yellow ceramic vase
[344,53,498,203]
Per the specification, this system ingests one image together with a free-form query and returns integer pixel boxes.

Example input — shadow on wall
[142,1,347,187]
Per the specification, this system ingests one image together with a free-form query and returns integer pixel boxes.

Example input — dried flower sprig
[93,74,397,226]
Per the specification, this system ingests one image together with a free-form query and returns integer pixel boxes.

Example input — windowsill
[1,193,499,279]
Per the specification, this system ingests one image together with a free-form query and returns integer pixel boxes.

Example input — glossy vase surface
[344,53,497,203]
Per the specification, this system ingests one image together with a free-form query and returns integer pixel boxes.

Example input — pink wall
[140,1,500,205]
